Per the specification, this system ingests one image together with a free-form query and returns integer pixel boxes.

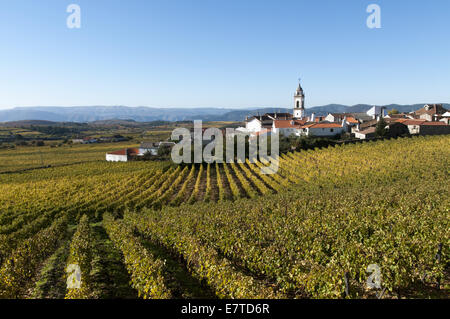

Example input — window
[296,101,299,108]
[330,129,334,132]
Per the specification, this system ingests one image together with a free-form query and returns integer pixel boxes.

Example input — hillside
[1,104,447,123]
[0,135,448,299]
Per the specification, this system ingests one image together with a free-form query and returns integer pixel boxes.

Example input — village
[105,81,450,162]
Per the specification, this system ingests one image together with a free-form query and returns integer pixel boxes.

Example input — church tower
[293,79,305,119]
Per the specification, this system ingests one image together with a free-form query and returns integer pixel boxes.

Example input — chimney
[310,112,315,122]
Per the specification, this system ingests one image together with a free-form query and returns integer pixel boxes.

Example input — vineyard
[0,135,448,299]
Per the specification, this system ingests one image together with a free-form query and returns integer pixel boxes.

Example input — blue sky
[0,0,449,109]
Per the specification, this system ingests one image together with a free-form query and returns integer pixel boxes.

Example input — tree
[388,109,399,115]
[375,118,388,137]
[157,145,172,158]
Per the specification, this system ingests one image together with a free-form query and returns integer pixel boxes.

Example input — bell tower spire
[293,78,305,119]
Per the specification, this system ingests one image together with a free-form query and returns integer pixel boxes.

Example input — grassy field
[0,135,448,299]
[0,142,138,173]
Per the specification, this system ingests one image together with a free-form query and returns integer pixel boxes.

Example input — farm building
[354,127,376,140]
[301,122,345,137]
[106,148,139,162]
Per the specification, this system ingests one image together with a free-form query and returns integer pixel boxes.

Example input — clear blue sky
[0,0,449,109]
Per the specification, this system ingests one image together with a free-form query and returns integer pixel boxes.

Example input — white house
[354,127,376,140]
[414,104,448,121]
[402,119,426,135]
[106,148,139,162]
[300,122,345,137]
[245,117,263,133]
[440,112,450,125]
[324,113,352,123]
[138,141,176,156]
[272,119,305,137]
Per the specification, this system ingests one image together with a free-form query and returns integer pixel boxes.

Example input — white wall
[246,119,262,132]
[367,106,385,118]
[139,148,158,156]
[273,127,299,137]
[407,125,421,135]
[308,127,343,137]
[324,114,335,122]
[293,109,304,118]
[354,132,367,139]
[106,154,128,162]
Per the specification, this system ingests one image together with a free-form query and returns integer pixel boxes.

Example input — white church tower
[293,79,305,119]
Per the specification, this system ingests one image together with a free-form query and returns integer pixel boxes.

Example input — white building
[106,148,139,162]
[367,106,386,119]
[245,113,292,133]
[272,120,304,137]
[402,119,426,135]
[138,141,176,156]
[354,127,376,140]
[440,112,450,124]
[245,117,264,133]
[300,122,345,137]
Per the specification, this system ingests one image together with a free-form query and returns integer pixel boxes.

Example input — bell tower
[293,79,305,119]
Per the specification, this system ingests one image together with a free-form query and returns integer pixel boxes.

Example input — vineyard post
[435,243,442,289]
[344,271,350,298]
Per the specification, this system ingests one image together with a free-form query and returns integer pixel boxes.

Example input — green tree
[388,108,399,115]
[376,118,388,137]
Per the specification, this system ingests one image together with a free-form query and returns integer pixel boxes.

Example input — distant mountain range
[0,104,448,123]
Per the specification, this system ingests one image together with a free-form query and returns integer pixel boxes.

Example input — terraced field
[0,135,448,299]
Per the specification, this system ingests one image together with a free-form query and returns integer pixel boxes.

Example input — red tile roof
[293,119,307,125]
[273,120,300,128]
[127,148,140,156]
[420,121,448,126]
[402,119,426,126]
[309,123,343,128]
[357,127,376,135]
[107,148,139,156]
[107,149,127,156]
[346,117,359,124]
[415,104,447,116]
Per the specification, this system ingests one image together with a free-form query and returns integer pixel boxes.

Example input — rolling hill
[0,104,447,123]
